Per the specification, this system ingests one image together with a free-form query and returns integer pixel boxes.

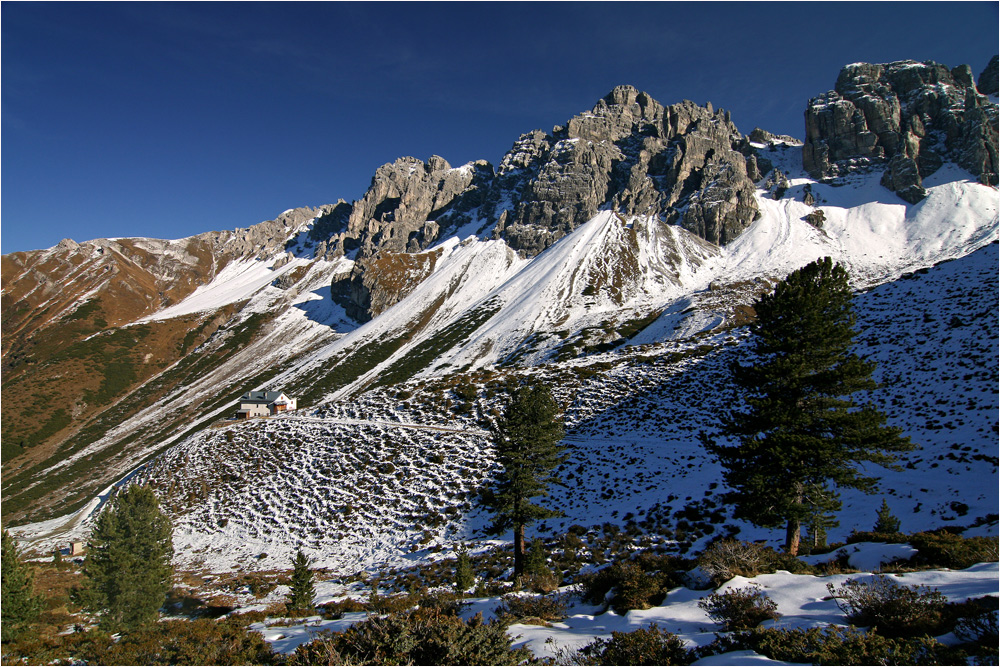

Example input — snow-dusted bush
[578,624,692,665]
[698,584,780,631]
[494,591,569,624]
[8,619,278,666]
[735,625,964,665]
[287,608,529,666]
[827,574,947,637]
[697,539,812,585]
[577,560,674,614]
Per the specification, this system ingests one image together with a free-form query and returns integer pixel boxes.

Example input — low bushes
[577,557,683,614]
[909,531,999,569]
[727,625,965,666]
[287,607,529,666]
[5,618,278,666]
[578,625,692,666]
[845,530,909,545]
[953,596,999,664]
[696,539,813,585]
[827,574,947,637]
[494,592,569,624]
[698,584,780,631]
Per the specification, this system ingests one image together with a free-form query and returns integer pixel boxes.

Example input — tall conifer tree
[709,257,913,555]
[482,382,566,578]
[78,485,174,629]
[1,528,43,642]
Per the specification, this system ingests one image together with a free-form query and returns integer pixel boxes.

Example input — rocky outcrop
[330,247,444,322]
[803,60,999,201]
[321,86,772,319]
[317,86,767,269]
[748,127,802,146]
[320,156,493,260]
[482,87,764,253]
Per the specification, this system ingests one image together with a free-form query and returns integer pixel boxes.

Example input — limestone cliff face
[324,86,766,265]
[485,86,763,254]
[319,156,493,260]
[803,60,999,203]
[330,247,445,323]
[328,86,769,320]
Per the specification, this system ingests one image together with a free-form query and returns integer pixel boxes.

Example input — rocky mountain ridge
[803,59,998,203]
[327,86,773,321]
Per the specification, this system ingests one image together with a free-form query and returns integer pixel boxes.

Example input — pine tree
[2,528,43,642]
[287,550,316,613]
[873,499,902,534]
[78,485,174,630]
[524,538,550,577]
[709,258,913,555]
[482,382,566,578]
[454,546,475,592]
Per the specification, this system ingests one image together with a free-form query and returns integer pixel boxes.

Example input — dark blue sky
[3,2,997,253]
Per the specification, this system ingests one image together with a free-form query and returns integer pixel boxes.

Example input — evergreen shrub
[698,584,780,631]
[1,529,43,642]
[454,548,475,592]
[577,559,675,614]
[494,592,569,624]
[5,619,278,666]
[578,625,692,666]
[846,530,909,545]
[287,608,529,666]
[953,597,999,664]
[738,625,965,665]
[873,499,902,533]
[909,531,999,569]
[827,574,947,637]
[286,550,316,614]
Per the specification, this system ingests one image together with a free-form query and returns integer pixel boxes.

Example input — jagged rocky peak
[803,59,999,203]
[328,86,778,322]
[491,85,765,255]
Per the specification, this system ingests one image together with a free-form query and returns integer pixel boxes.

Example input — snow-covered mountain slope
[31,238,988,575]
[6,142,997,553]
[0,209,357,524]
[254,154,998,405]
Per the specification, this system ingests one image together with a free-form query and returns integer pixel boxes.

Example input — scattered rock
[803,209,826,229]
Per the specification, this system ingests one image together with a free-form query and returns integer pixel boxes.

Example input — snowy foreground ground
[241,541,998,664]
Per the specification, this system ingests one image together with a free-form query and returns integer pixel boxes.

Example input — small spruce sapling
[873,499,902,534]
[287,550,316,614]
[525,538,550,577]
[454,546,475,592]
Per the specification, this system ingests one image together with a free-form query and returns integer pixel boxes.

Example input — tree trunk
[513,522,525,578]
[785,518,801,556]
